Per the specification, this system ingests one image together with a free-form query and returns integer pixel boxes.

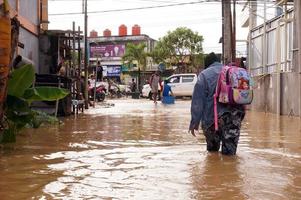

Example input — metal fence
[249,9,294,76]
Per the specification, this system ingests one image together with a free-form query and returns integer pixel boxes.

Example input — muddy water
[0,99,301,200]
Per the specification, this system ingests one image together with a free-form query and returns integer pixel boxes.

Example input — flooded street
[0,99,301,200]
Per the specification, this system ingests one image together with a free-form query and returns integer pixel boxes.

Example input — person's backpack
[213,65,253,130]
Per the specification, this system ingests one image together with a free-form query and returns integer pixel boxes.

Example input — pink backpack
[214,65,253,130]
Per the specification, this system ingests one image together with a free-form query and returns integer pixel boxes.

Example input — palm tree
[122,43,147,92]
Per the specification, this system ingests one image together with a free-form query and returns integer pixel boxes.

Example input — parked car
[141,73,197,99]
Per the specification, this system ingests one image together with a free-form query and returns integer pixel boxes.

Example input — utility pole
[84,0,89,109]
[72,21,76,77]
[222,0,233,64]
[248,0,257,71]
[77,26,81,75]
[263,0,267,74]
[232,0,236,63]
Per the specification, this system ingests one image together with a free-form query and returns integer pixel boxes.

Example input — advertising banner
[90,44,125,58]
[102,65,121,77]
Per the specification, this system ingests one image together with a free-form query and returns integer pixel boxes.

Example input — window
[182,75,194,83]
[169,76,180,83]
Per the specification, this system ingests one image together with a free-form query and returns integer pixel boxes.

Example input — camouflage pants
[202,110,245,155]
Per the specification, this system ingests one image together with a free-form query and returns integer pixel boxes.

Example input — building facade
[4,0,48,72]
[242,0,301,116]
[88,25,156,81]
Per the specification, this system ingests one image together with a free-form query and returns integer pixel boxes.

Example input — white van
[142,73,198,99]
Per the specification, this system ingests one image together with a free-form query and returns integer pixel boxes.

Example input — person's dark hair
[240,57,246,69]
[204,52,219,69]
[164,80,168,84]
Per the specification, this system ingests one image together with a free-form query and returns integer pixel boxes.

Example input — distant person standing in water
[162,80,173,97]
[130,78,137,92]
[149,70,162,104]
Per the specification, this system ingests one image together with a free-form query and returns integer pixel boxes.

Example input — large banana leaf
[6,95,34,130]
[23,86,69,103]
[8,64,35,97]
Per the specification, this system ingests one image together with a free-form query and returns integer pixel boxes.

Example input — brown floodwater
[0,99,301,200]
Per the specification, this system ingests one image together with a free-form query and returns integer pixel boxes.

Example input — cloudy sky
[48,0,251,54]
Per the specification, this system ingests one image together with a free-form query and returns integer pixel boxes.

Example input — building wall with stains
[6,0,48,73]
[249,7,301,117]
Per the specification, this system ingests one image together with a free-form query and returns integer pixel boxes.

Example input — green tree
[122,43,147,70]
[151,27,204,72]
[122,43,147,91]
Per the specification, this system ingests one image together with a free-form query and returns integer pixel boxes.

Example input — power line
[49,1,218,16]
[49,0,181,2]
[49,0,284,16]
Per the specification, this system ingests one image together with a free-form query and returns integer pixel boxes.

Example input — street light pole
[84,0,89,109]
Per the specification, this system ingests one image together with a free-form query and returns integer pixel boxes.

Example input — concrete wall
[18,28,40,72]
[252,74,278,113]
[39,34,51,74]
[280,73,300,116]
[252,72,300,116]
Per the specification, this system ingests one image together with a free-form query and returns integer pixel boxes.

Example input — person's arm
[149,75,153,88]
[189,73,206,136]
[159,77,163,90]
[169,85,174,96]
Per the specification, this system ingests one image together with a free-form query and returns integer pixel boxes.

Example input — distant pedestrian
[189,52,245,155]
[149,70,162,104]
[162,80,173,97]
[161,79,175,104]
[130,78,137,92]
[96,61,103,81]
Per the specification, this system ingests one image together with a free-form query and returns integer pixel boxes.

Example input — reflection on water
[0,99,301,199]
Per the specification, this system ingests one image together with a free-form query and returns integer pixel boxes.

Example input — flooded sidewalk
[0,99,301,199]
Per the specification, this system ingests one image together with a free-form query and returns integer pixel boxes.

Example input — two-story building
[88,24,157,82]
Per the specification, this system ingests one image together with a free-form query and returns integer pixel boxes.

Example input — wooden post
[0,1,12,124]
[248,0,257,71]
[232,0,236,63]
[222,0,232,64]
[77,26,81,76]
[263,0,267,74]
[72,21,76,77]
[68,32,71,77]
[84,0,89,109]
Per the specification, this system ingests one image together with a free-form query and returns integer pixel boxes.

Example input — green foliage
[149,41,170,66]
[23,87,69,104]
[150,27,204,72]
[1,64,69,143]
[122,43,147,71]
[8,64,35,97]
[1,128,16,143]
[30,110,59,128]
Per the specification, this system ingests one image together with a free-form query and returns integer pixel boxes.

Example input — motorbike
[88,83,106,102]
[108,81,123,98]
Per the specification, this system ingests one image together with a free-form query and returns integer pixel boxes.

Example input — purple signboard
[90,44,125,58]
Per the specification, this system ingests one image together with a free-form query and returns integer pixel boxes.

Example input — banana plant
[1,64,69,143]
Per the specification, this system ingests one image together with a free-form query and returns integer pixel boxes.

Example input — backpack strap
[214,68,223,131]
